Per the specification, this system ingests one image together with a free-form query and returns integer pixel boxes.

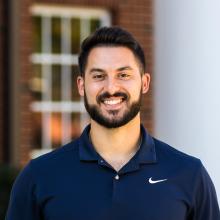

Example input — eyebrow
[89,68,106,74]
[117,66,133,71]
[89,66,133,74]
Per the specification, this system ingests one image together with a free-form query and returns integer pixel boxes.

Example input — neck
[89,114,142,171]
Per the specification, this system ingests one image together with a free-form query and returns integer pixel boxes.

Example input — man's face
[77,46,150,128]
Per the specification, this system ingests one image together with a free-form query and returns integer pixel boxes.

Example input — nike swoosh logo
[148,177,167,184]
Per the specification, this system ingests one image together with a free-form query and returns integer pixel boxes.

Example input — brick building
[0,0,153,167]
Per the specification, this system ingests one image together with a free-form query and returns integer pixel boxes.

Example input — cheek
[124,81,142,97]
[84,83,102,101]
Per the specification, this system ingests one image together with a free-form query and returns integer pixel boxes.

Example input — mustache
[97,92,128,103]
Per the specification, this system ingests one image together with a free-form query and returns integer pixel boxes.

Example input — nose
[104,77,120,95]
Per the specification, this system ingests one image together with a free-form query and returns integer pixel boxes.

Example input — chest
[37,167,192,220]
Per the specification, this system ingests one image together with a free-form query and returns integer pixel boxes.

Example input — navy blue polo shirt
[6,125,220,220]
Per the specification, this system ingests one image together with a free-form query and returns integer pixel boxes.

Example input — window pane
[52,65,61,101]
[90,19,101,32]
[51,17,61,53]
[71,65,81,101]
[71,112,81,140]
[30,64,43,101]
[71,18,80,54]
[33,16,42,53]
[51,112,62,148]
[31,112,42,149]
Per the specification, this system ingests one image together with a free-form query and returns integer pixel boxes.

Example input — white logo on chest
[148,177,167,184]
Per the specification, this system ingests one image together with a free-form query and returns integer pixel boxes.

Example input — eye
[92,73,105,80]
[118,72,130,79]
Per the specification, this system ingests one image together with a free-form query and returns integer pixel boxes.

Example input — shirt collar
[78,124,157,164]
[137,124,157,164]
[78,124,99,161]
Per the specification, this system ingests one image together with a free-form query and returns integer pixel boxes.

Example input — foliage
[0,164,19,219]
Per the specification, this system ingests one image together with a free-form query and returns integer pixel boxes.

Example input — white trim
[42,112,51,149]
[101,14,111,27]
[30,4,111,25]
[61,66,72,102]
[30,54,78,65]
[31,101,86,112]
[62,113,72,144]
[31,149,53,158]
[42,65,52,149]
[61,17,71,54]
[80,19,90,43]
[42,65,52,100]
[42,16,51,53]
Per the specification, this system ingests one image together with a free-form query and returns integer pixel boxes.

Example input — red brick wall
[117,1,154,133]
[0,0,8,163]
[17,0,154,166]
[19,0,33,166]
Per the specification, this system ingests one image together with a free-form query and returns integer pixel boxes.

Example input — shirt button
[115,175,120,180]
[100,160,104,163]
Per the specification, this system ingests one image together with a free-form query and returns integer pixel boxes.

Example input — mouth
[97,92,128,110]
[101,97,126,111]
[103,98,124,105]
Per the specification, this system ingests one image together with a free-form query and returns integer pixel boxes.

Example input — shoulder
[25,139,80,179]
[152,137,216,195]
[152,138,220,216]
[153,137,201,163]
[9,139,80,198]
[32,139,79,164]
[153,137,203,172]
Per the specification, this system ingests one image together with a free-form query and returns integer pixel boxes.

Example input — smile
[103,99,123,105]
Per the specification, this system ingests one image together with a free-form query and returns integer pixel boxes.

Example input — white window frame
[30,5,111,158]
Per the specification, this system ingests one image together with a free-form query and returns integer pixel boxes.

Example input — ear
[77,76,85,96]
[141,73,150,94]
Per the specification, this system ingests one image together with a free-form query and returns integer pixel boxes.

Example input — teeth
[104,99,122,105]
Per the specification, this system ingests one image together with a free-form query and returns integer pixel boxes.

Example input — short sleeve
[192,161,220,220]
[5,161,41,220]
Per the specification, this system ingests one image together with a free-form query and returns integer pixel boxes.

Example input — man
[6,27,220,220]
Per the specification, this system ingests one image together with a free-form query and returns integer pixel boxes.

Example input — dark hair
[78,26,146,76]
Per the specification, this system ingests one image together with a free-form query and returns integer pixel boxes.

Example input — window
[30,5,111,158]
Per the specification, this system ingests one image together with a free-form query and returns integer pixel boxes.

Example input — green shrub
[0,164,19,219]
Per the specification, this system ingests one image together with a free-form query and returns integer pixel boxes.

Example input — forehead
[86,46,140,71]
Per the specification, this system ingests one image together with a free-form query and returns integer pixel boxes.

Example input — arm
[5,162,41,220]
[192,162,220,220]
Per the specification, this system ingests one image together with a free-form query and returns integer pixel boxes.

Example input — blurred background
[0,0,219,217]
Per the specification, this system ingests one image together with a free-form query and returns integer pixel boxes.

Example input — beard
[84,90,142,128]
